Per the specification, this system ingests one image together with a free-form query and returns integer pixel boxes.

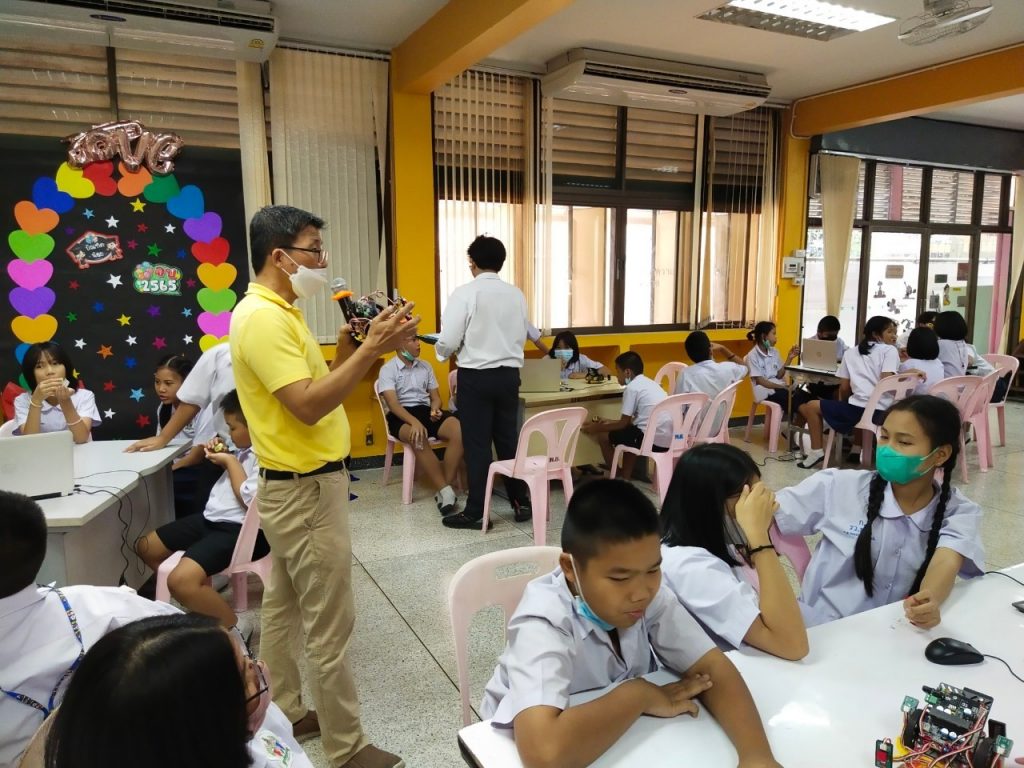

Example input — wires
[983,570,1024,588]
[74,468,153,583]
[982,654,1024,685]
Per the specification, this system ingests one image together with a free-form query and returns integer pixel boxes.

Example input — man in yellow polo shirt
[231,205,417,768]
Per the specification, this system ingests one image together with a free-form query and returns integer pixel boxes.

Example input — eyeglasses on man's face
[286,246,329,267]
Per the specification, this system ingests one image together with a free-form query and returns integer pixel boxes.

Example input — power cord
[982,654,1024,685]
[984,570,1024,588]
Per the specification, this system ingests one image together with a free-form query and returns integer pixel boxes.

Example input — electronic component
[1012,600,1024,614]
[875,738,893,768]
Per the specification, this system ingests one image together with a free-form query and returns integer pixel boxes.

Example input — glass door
[925,234,973,321]
[864,231,921,337]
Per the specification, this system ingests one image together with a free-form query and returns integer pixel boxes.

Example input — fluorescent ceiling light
[725,0,894,31]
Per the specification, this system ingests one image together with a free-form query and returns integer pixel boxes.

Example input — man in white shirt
[436,236,531,529]
[675,331,748,435]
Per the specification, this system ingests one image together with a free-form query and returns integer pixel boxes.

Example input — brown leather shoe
[291,710,320,743]
[339,744,406,768]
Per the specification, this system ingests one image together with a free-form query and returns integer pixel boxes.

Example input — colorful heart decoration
[10,286,56,318]
[55,162,95,199]
[14,343,30,364]
[197,311,232,338]
[197,262,237,291]
[196,287,237,313]
[7,259,53,290]
[199,334,229,352]
[11,314,58,344]
[143,173,180,204]
[166,185,205,220]
[117,162,153,197]
[13,201,59,236]
[192,237,230,265]
[31,177,74,214]
[183,212,222,244]
[8,231,55,263]
[82,162,117,196]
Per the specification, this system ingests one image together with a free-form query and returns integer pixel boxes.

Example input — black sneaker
[434,492,455,516]
[512,500,532,523]
[442,511,492,530]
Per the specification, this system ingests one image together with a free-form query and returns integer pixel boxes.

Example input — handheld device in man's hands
[332,279,411,344]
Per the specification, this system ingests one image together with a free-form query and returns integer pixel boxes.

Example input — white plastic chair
[155,497,271,612]
[740,521,813,592]
[375,379,445,505]
[653,361,688,393]
[480,407,587,545]
[822,373,919,469]
[983,353,1019,447]
[448,546,561,726]
[609,393,709,502]
[691,379,742,446]
[743,379,783,454]
[929,376,986,481]
[0,420,17,438]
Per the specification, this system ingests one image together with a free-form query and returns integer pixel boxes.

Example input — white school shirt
[203,447,258,525]
[13,389,101,434]
[804,335,849,362]
[965,344,995,376]
[937,339,969,378]
[561,352,606,378]
[899,358,946,395]
[526,323,541,343]
[436,273,528,369]
[837,343,900,407]
[775,469,984,627]
[673,360,747,434]
[744,346,785,403]
[155,403,197,446]
[479,569,715,727]
[660,545,760,650]
[621,374,671,446]
[251,705,315,768]
[377,355,438,409]
[176,343,235,446]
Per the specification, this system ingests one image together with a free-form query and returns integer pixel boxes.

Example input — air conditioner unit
[542,48,770,116]
[0,0,278,62]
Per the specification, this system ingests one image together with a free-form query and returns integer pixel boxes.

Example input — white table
[459,564,1024,767]
[520,379,624,466]
[37,440,185,588]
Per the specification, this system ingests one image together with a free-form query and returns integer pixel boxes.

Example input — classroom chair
[375,379,446,505]
[691,379,741,447]
[653,361,687,393]
[609,393,708,503]
[155,498,271,612]
[929,375,988,481]
[743,379,783,454]
[0,419,17,438]
[740,521,813,592]
[480,406,587,545]
[822,373,919,470]
[982,353,1019,447]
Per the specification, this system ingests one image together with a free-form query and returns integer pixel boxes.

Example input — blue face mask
[569,555,616,632]
[875,445,937,485]
[622,375,632,386]
[553,348,573,361]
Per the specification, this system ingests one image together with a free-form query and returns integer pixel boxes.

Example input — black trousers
[457,367,529,517]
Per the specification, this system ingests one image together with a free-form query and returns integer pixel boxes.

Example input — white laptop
[0,431,75,499]
[801,338,840,373]
[519,357,563,393]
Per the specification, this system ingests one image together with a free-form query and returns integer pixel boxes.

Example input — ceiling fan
[898,0,993,45]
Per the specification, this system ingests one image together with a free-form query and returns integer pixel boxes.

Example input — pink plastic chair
[929,375,986,481]
[653,361,688,393]
[609,393,709,502]
[448,368,458,412]
[740,521,813,592]
[447,545,561,725]
[155,498,271,612]
[983,353,1019,447]
[481,407,587,545]
[822,373,919,469]
[375,379,445,505]
[744,379,783,454]
[691,379,742,446]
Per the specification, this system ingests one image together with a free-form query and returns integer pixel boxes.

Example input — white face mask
[279,252,329,298]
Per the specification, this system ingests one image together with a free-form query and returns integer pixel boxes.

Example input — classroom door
[863,231,921,336]
[924,234,973,321]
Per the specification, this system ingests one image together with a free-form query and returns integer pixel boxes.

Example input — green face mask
[875,445,937,485]
[398,349,415,363]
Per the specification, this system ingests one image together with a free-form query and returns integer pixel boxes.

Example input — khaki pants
[257,470,367,765]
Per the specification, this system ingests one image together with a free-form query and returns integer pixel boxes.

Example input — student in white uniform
[800,315,849,399]
[150,353,203,519]
[13,342,100,444]
[41,614,314,768]
[675,331,748,435]
[582,351,671,480]
[774,396,984,627]
[548,331,611,379]
[480,479,781,768]
[378,336,464,516]
[659,444,808,661]
[934,310,971,378]
[896,311,937,354]
[744,321,813,420]
[797,315,902,469]
[899,328,946,394]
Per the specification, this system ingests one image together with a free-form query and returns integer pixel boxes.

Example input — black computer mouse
[925,637,984,666]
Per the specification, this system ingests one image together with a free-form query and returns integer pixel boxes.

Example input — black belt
[259,459,347,481]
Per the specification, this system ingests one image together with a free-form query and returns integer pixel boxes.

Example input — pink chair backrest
[641,392,710,455]
[854,373,920,430]
[692,379,741,442]
[928,375,984,417]
[969,370,1001,418]
[372,379,397,438]
[512,407,587,475]
[227,498,264,566]
[983,354,1019,405]
[448,546,562,725]
[742,522,813,591]
[654,362,688,393]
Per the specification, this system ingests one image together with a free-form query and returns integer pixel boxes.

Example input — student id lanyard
[1,588,84,717]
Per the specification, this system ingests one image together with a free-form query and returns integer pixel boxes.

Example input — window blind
[548,99,617,184]
[980,174,1003,226]
[872,164,923,222]
[625,108,697,184]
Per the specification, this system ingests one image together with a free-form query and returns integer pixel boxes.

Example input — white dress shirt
[176,343,235,446]
[621,374,671,446]
[13,389,101,434]
[561,352,607,378]
[899,358,946,394]
[480,569,715,727]
[377,356,438,408]
[965,344,995,376]
[937,339,970,378]
[203,447,259,524]
[673,360,747,435]
[837,343,900,407]
[744,346,785,403]
[155,403,197,446]
[436,273,528,369]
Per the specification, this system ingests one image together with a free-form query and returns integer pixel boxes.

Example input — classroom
[1,1,1023,767]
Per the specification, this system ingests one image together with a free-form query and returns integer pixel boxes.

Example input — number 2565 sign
[133,261,182,296]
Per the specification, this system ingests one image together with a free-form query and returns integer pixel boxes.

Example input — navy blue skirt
[820,400,886,434]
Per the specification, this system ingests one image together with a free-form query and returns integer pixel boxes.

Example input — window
[801,226,862,343]
[548,205,613,328]
[929,169,973,225]
[624,209,691,326]
[871,163,923,222]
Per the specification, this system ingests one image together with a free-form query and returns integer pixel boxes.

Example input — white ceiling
[272,0,449,52]
[927,94,1024,130]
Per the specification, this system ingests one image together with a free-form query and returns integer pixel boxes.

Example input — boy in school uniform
[583,351,671,480]
[674,331,748,434]
[481,479,781,768]
[798,315,848,400]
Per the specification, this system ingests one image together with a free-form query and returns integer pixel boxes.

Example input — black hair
[467,235,506,271]
[933,310,968,342]
[21,342,76,392]
[853,395,961,598]
[548,331,580,368]
[154,354,194,430]
[857,315,896,355]
[747,321,775,347]
[249,205,325,275]
[684,331,712,363]
[817,315,841,333]
[219,389,245,422]
[614,350,644,376]
[45,614,250,768]
[562,479,660,565]
[916,311,938,327]
[906,327,939,361]
[661,444,761,567]
[0,490,47,597]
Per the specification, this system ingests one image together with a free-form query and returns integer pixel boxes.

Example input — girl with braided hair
[773,395,984,627]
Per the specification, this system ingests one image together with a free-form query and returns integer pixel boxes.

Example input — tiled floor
[240,401,1024,768]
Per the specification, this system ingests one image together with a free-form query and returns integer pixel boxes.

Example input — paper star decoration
[129,388,145,402]
[125,357,137,369]
[185,278,197,288]
[107,274,123,289]
[147,306,160,317]
[130,198,146,212]
[125,335,137,346]
[104,408,115,419]
[105,215,119,228]
[93,301,104,312]
[165,223,176,233]
[136,414,151,428]
[74,338,86,349]
[137,223,148,233]
[147,243,162,257]
[83,209,95,219]
[73,369,80,380]
[103,381,115,392]
[65,227,75,236]
[97,345,113,359]
[176,249,186,260]
[117,314,132,327]
[183,335,194,345]
[182,308,193,318]
[152,337,167,350]
[127,239,138,250]
[65,312,77,322]
[68,280,79,290]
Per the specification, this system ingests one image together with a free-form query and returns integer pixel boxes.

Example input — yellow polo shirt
[229,282,351,472]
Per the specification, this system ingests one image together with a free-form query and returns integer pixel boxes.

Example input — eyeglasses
[286,246,329,267]
[232,626,269,703]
